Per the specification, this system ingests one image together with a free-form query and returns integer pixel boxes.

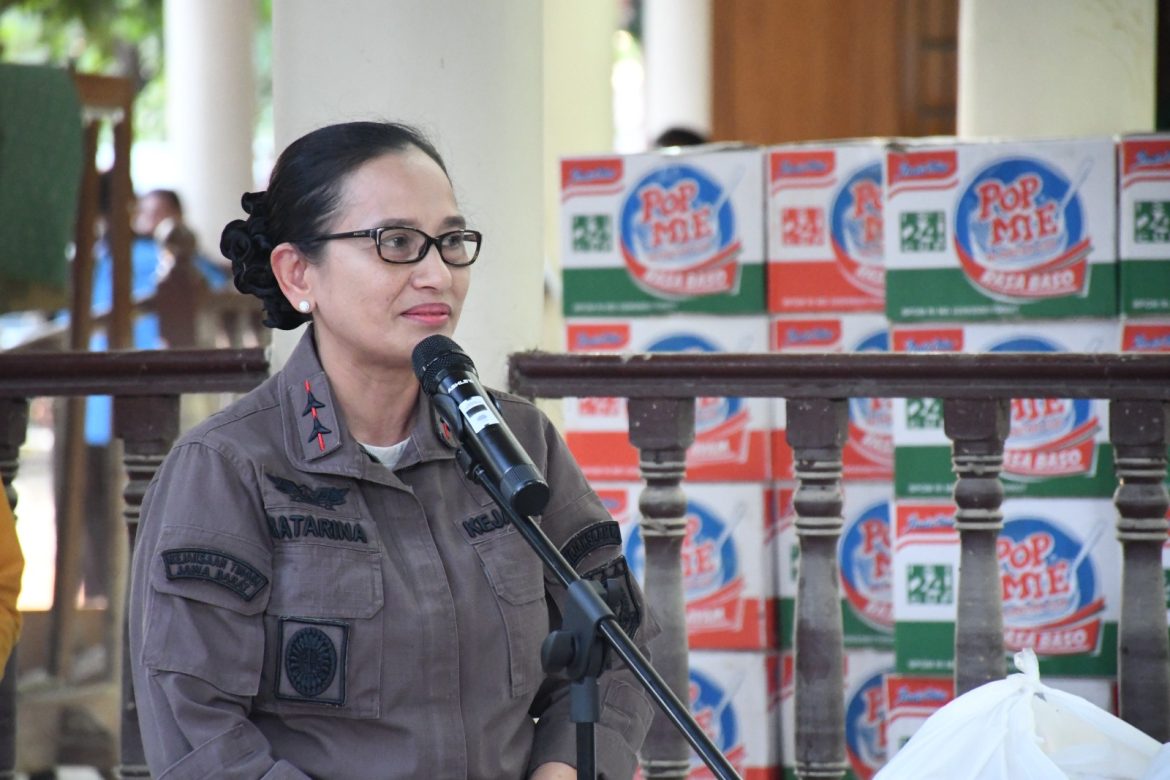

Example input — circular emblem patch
[285,627,337,698]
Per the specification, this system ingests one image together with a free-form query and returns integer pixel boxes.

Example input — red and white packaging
[766,140,888,313]
[780,649,895,780]
[596,482,777,649]
[771,314,891,481]
[563,316,771,482]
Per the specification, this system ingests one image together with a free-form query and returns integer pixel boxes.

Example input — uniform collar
[279,327,459,476]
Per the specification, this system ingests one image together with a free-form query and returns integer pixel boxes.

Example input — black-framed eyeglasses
[298,226,482,266]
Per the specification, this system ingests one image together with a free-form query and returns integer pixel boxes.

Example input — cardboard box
[597,482,778,649]
[563,316,771,482]
[678,651,781,780]
[561,146,766,316]
[1118,134,1170,315]
[775,484,894,650]
[892,498,1121,676]
[779,649,894,780]
[766,141,887,312]
[890,321,1119,499]
[770,314,892,481]
[884,137,1117,322]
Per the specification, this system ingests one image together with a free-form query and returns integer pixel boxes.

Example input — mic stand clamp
[541,578,614,780]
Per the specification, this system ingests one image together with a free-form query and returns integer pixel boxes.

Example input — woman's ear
[270,242,313,307]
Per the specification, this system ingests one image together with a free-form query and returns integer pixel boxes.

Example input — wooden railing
[0,348,268,778]
[1,348,1166,777]
[508,350,1170,780]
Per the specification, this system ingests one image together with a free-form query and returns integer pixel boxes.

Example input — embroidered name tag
[266,473,350,510]
[462,508,511,539]
[266,514,369,544]
[161,548,269,601]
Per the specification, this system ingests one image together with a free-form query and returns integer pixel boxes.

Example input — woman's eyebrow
[373,215,467,230]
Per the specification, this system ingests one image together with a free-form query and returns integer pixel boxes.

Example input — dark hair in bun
[220,120,449,329]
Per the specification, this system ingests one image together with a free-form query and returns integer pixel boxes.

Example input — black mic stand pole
[454,449,741,780]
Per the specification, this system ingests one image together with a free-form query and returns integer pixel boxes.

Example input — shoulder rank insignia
[266,473,350,510]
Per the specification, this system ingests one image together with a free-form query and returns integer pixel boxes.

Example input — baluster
[629,397,695,780]
[113,395,180,779]
[787,397,848,780]
[1111,399,1170,741]
[943,398,1009,694]
[0,398,28,779]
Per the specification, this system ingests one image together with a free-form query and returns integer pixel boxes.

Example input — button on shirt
[128,328,657,779]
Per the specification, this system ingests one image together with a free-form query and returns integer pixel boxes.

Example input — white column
[268,1,543,386]
[958,0,1156,137]
[164,0,256,262]
[543,2,617,353]
[644,0,712,144]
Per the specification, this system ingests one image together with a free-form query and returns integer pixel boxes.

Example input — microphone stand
[454,449,741,780]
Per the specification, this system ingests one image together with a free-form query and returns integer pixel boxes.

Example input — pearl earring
[297,300,312,313]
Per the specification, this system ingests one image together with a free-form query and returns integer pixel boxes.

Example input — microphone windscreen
[412,334,476,394]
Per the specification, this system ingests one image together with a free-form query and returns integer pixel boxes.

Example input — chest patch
[161,548,268,601]
[266,473,350,510]
[277,618,348,705]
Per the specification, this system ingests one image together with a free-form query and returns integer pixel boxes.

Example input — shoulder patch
[582,554,642,639]
[266,473,350,510]
[561,520,622,569]
[161,548,269,601]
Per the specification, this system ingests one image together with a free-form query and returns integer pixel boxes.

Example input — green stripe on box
[894,445,1117,499]
[896,621,1121,676]
[895,622,955,674]
[562,264,766,316]
[1120,259,1170,315]
[886,264,1118,322]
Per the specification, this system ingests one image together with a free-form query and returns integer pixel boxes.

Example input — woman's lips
[402,304,451,325]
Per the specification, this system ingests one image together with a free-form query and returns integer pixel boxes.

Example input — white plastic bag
[875,650,1163,780]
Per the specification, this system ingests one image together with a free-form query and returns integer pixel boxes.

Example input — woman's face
[305,148,471,372]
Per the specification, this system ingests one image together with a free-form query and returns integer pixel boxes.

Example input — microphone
[412,335,551,516]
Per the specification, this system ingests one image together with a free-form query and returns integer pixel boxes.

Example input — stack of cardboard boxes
[765,140,895,780]
[557,132,1170,779]
[560,146,780,780]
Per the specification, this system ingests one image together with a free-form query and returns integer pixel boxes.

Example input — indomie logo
[620,164,741,299]
[954,157,1092,301]
[886,149,958,197]
[561,158,624,200]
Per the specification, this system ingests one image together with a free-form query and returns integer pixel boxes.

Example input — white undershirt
[359,439,410,470]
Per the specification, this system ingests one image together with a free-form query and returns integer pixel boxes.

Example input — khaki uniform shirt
[129,330,656,779]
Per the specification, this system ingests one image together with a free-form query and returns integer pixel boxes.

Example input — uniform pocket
[472,530,548,699]
[254,543,384,719]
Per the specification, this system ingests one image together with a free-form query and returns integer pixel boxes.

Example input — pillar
[957,0,1156,137]
[164,0,256,265]
[644,0,712,144]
